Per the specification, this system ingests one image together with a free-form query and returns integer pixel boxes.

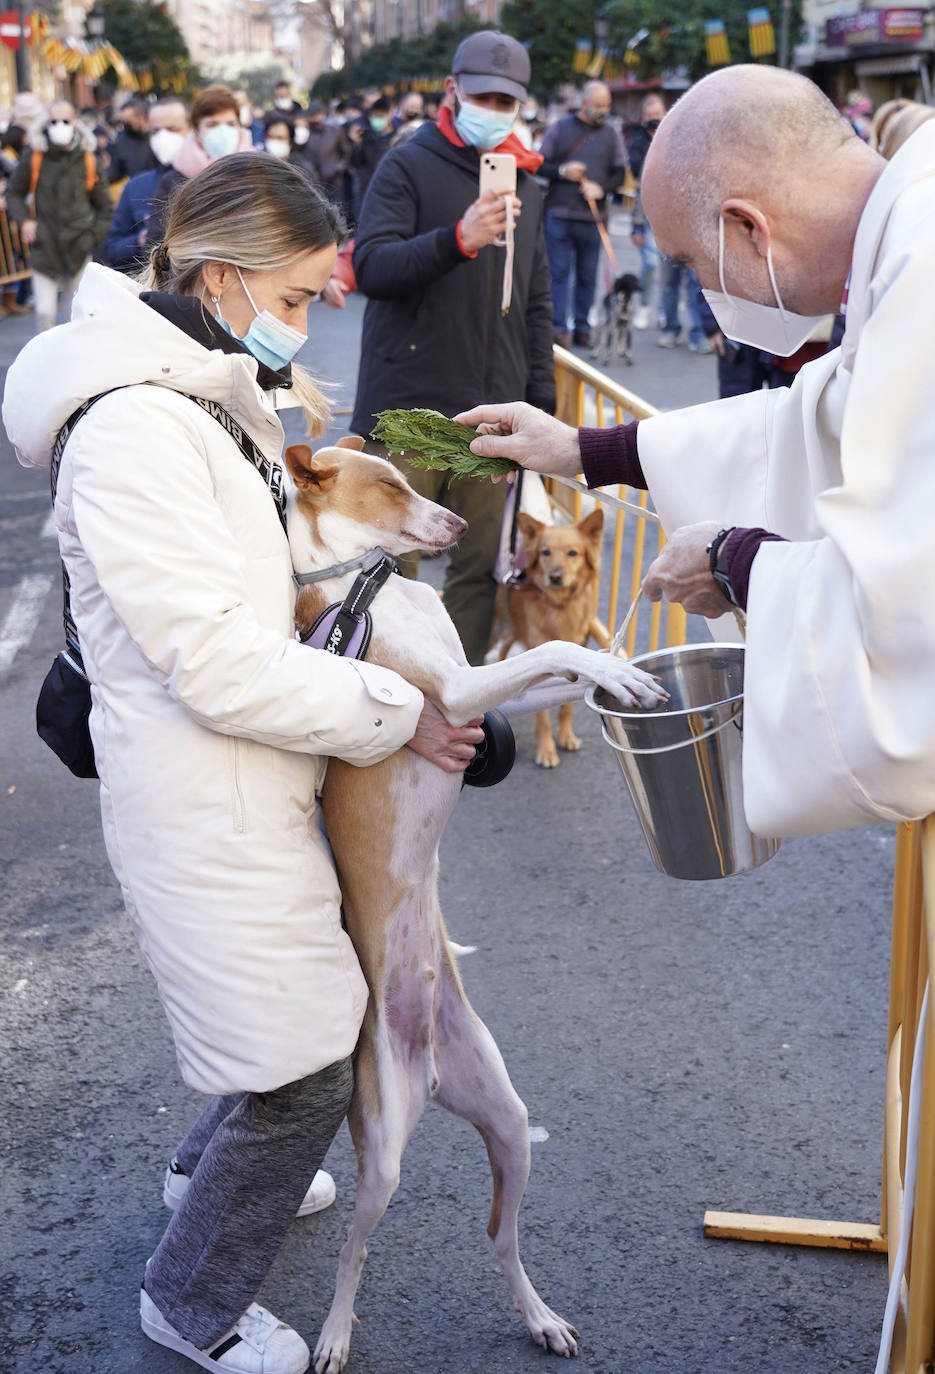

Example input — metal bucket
[585,643,780,881]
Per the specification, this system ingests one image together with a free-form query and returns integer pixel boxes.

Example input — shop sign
[825,8,927,46]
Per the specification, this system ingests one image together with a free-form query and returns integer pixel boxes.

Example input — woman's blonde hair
[139,153,345,437]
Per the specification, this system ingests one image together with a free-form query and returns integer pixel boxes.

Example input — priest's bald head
[642,65,885,318]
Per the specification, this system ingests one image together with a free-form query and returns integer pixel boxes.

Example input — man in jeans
[7,102,112,333]
[539,81,627,347]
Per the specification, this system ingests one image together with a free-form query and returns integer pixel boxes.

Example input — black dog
[592,272,640,367]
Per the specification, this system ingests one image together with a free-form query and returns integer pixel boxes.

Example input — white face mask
[275,97,293,111]
[293,125,310,145]
[149,128,185,166]
[47,120,74,148]
[239,105,252,126]
[265,137,291,160]
[702,215,828,357]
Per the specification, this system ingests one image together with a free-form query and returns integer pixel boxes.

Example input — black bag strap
[50,386,289,677]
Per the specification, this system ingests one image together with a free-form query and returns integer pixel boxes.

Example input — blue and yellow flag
[705,19,731,66]
[747,7,776,57]
[573,39,592,74]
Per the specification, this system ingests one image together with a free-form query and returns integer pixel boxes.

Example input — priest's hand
[643,522,731,618]
[453,401,581,476]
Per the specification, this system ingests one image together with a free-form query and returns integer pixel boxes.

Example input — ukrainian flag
[705,19,731,65]
[747,7,776,57]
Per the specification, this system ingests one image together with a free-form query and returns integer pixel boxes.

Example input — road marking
[0,572,54,674]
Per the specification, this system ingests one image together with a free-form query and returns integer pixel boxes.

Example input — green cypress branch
[372,408,519,479]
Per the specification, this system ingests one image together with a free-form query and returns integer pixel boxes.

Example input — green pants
[365,441,508,666]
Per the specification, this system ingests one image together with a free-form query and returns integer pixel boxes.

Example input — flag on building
[573,39,592,73]
[747,7,776,57]
[705,19,731,65]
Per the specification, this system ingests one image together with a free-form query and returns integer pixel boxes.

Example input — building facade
[795,1,934,105]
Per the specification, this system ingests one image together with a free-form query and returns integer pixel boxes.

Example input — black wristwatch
[706,526,738,606]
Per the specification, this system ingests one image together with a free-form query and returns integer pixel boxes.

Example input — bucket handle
[610,584,747,660]
[599,705,742,756]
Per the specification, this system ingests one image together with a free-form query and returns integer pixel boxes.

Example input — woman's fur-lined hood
[27,115,98,156]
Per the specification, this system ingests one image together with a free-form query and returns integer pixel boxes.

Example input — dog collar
[294,546,397,586]
[297,548,398,660]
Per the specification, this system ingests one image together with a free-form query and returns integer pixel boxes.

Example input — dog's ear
[284,444,339,492]
[336,435,366,451]
[578,507,603,542]
[579,507,604,568]
[516,512,545,549]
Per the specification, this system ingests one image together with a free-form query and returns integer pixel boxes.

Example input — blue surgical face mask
[216,267,307,371]
[201,123,240,160]
[454,86,518,149]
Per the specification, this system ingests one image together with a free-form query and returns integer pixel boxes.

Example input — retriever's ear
[578,507,604,543]
[284,444,339,491]
[579,507,603,571]
[517,512,546,546]
[336,435,366,451]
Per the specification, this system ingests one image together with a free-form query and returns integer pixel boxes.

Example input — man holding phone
[351,30,554,665]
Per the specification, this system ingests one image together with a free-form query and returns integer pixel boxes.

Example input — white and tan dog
[285,438,665,1373]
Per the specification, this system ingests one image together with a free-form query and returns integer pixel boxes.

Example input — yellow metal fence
[0,207,31,286]
[551,344,687,656]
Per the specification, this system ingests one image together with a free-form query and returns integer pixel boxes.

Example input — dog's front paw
[596,659,668,710]
[536,740,560,768]
[557,726,581,752]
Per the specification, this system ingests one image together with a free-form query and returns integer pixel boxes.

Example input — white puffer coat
[4,264,424,1094]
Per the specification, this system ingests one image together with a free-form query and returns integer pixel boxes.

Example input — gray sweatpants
[144,1056,353,1348]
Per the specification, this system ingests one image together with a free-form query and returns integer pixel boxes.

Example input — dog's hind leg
[434,956,579,1357]
[314,1018,428,1374]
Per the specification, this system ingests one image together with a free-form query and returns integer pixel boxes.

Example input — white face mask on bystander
[702,215,828,357]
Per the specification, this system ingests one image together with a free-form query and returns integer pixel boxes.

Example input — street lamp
[86,5,106,40]
[594,8,609,49]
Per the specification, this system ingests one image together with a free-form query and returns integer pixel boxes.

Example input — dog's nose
[548,570,564,585]
[448,514,469,539]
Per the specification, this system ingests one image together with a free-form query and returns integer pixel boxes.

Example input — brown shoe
[573,328,591,347]
[5,302,33,315]
[553,328,570,348]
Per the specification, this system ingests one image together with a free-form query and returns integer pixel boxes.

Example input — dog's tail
[448,941,477,958]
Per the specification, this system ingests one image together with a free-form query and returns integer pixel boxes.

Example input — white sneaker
[141,1287,310,1373]
[164,1159,337,1218]
[656,332,680,348]
[688,337,715,354]
[632,304,651,330]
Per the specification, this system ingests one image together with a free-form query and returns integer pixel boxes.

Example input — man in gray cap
[351,31,554,665]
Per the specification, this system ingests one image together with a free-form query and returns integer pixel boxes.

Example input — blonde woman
[877,100,935,161]
[3,155,481,1374]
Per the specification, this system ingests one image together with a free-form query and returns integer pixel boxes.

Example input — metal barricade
[551,344,687,654]
[0,206,31,286]
[702,818,935,1372]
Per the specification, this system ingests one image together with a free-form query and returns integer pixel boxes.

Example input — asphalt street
[0,217,894,1374]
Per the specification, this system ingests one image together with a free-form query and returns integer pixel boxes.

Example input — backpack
[28,147,98,208]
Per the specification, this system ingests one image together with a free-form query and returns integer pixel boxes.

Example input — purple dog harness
[295,547,397,659]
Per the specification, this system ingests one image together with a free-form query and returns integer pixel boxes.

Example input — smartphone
[479,152,517,198]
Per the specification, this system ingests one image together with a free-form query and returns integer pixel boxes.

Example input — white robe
[636,121,935,837]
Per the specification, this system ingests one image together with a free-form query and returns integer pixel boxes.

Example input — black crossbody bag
[36,388,288,778]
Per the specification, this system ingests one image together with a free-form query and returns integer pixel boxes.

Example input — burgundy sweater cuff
[721,527,786,612]
[579,421,645,490]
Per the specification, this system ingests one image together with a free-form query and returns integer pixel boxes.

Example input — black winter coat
[350,123,555,436]
[7,127,112,278]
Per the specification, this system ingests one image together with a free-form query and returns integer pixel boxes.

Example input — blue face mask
[454,87,518,149]
[201,123,240,160]
[216,267,307,372]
